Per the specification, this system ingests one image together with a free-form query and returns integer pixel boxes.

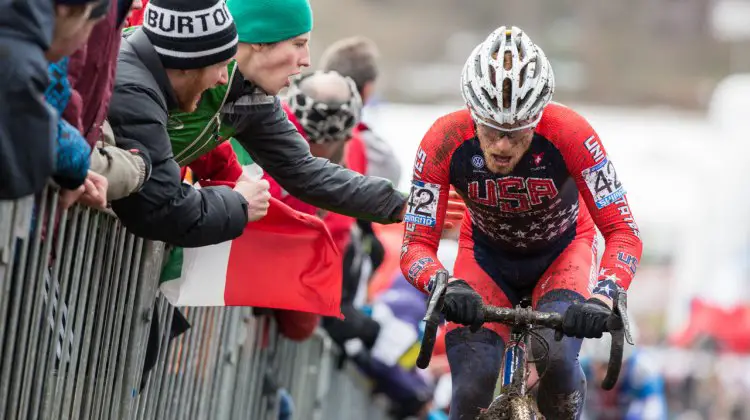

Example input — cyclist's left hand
[562,298,611,339]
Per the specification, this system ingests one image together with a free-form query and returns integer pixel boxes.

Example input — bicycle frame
[501,315,531,398]
[417,269,631,420]
[483,304,540,420]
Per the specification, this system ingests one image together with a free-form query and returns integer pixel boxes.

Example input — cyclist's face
[476,122,535,175]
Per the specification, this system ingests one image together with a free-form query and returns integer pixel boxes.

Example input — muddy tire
[508,396,536,420]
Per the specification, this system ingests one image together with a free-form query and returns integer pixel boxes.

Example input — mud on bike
[416,270,634,420]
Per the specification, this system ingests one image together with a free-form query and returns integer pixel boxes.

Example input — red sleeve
[187,142,243,184]
[62,44,87,134]
[399,110,473,292]
[127,1,147,26]
[538,104,643,292]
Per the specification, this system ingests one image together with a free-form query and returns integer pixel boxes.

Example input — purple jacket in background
[376,273,430,329]
[63,0,130,146]
[354,274,433,416]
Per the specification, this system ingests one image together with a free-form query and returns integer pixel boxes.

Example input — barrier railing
[0,187,391,420]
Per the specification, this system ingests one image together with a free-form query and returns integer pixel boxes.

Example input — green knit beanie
[226,0,314,44]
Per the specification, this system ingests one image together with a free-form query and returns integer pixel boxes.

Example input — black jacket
[220,78,407,224]
[0,0,56,199]
[108,29,248,246]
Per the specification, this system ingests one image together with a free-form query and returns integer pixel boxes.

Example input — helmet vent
[502,78,512,110]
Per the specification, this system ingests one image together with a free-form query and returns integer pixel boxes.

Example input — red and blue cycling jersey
[400,103,642,299]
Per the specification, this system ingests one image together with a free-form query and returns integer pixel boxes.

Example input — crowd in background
[0,0,456,417]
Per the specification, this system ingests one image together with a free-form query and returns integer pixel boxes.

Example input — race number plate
[581,158,626,209]
[404,181,441,227]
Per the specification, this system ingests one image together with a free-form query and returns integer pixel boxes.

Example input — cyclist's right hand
[443,278,484,332]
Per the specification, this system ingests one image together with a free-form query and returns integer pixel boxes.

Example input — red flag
[224,198,343,317]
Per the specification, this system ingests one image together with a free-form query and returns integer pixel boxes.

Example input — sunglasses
[473,111,543,138]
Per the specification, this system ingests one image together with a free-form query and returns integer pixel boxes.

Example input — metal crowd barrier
[0,187,392,420]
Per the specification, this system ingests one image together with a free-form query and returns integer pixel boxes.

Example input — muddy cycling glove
[562,298,612,339]
[443,279,484,332]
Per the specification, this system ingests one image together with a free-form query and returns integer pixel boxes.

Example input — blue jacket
[46,58,91,190]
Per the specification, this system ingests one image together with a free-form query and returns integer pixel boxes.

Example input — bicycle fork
[500,327,529,398]
[481,327,536,420]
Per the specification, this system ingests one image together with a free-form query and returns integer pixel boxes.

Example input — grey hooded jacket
[0,0,56,199]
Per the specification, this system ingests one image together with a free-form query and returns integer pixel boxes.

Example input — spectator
[284,71,362,170]
[357,274,436,419]
[337,233,460,419]
[264,71,364,343]
[260,72,461,386]
[47,0,110,209]
[319,37,405,304]
[165,0,407,224]
[0,0,57,199]
[369,233,459,419]
[256,71,378,353]
[269,70,364,249]
[320,36,402,186]
[107,0,270,246]
[64,0,150,202]
[114,0,407,247]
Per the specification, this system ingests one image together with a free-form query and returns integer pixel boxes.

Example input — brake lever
[615,290,635,345]
[424,270,449,325]
[602,288,631,390]
[416,269,450,369]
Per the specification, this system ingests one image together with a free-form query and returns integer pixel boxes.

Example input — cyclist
[581,324,667,420]
[399,26,642,419]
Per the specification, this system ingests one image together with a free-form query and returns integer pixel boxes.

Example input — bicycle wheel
[477,394,508,420]
[508,396,537,420]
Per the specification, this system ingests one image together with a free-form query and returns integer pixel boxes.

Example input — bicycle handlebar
[482,305,563,329]
[416,269,629,391]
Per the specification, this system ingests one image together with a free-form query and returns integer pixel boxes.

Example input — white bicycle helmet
[461,26,555,128]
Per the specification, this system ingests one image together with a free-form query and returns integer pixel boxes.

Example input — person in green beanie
[229,0,313,95]
[160,0,409,226]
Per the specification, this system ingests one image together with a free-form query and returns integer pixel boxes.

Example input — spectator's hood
[0,0,54,50]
